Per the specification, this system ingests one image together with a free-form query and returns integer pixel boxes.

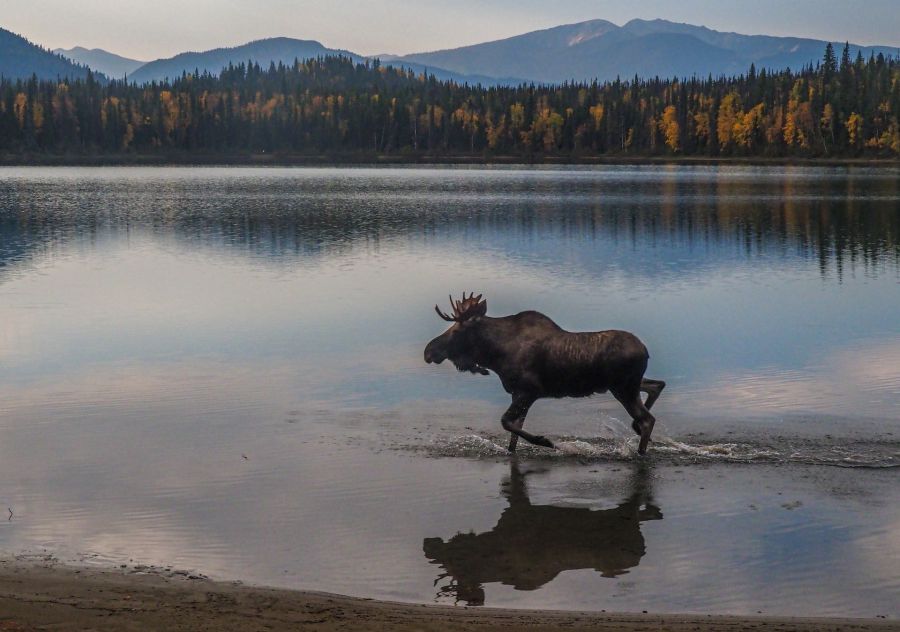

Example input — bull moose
[424,460,661,605]
[424,293,665,455]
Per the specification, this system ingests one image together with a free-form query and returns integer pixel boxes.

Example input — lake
[0,165,897,617]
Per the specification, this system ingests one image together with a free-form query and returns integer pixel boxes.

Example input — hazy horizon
[8,0,900,62]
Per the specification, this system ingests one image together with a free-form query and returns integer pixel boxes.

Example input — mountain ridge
[124,36,516,86]
[12,18,900,88]
[393,18,899,83]
[0,28,95,81]
[127,37,351,84]
[54,46,145,79]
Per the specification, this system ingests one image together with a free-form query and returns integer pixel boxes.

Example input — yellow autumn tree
[452,103,480,152]
[717,93,741,151]
[659,105,680,152]
[159,90,178,137]
[509,103,526,133]
[13,93,27,129]
[486,112,507,150]
[532,107,564,151]
[589,104,605,131]
[31,101,44,134]
[845,112,864,148]
[733,103,765,150]
[783,80,816,150]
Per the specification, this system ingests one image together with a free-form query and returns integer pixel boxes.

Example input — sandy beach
[0,561,895,632]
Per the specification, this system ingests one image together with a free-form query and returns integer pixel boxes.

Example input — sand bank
[0,560,895,631]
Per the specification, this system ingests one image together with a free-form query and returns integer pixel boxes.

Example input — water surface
[0,166,897,617]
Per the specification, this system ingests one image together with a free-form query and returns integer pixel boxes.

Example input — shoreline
[1,153,899,168]
[0,560,895,631]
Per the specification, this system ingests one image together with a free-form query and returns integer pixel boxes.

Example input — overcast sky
[8,0,900,61]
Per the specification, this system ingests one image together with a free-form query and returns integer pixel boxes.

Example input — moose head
[424,292,490,375]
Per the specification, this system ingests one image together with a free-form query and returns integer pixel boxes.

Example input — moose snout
[424,339,446,364]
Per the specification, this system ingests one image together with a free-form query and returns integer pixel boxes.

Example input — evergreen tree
[823,43,837,82]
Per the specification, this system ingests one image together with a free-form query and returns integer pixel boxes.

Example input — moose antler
[435,297,456,322]
[434,292,486,322]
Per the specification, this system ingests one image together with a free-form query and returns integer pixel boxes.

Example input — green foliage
[1,51,898,158]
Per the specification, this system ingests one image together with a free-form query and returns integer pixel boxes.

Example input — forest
[1,43,898,159]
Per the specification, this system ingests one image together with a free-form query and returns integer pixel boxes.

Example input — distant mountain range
[53,46,145,79]
[0,28,93,81]
[52,37,513,86]
[8,18,900,87]
[390,18,900,84]
[127,37,355,84]
[124,37,515,86]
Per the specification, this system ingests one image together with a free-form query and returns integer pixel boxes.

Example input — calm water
[0,166,898,617]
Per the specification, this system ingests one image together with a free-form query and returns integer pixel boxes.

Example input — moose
[424,293,665,455]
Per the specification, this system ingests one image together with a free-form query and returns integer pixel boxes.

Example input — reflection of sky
[0,166,898,615]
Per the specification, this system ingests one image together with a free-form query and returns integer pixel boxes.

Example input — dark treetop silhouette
[423,460,662,605]
[424,293,665,454]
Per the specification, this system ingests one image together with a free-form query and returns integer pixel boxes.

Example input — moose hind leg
[501,395,552,451]
[507,418,523,453]
[640,378,666,410]
[613,388,656,456]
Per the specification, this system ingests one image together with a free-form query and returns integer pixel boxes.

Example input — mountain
[393,18,900,84]
[126,37,516,86]
[0,27,93,81]
[128,37,356,84]
[54,46,145,79]
[375,58,524,86]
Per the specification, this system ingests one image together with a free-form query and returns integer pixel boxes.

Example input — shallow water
[0,165,897,617]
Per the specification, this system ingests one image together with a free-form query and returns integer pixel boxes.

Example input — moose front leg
[501,394,553,452]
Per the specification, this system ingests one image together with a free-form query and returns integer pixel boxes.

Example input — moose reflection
[423,461,662,605]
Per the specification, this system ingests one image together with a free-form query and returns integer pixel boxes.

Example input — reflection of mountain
[0,169,898,282]
[423,461,661,605]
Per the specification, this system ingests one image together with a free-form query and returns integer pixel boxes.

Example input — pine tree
[823,43,837,83]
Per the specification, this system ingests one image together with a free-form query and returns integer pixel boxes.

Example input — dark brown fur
[424,295,665,455]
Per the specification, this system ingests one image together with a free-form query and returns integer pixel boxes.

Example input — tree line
[1,44,898,158]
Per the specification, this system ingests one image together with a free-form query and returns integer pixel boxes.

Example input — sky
[7,0,900,61]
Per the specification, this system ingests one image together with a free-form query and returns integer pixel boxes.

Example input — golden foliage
[659,105,680,152]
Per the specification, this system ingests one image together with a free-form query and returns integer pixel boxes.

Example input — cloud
[672,336,900,420]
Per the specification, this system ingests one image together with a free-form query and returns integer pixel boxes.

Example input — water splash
[415,432,898,468]
[430,434,508,457]
[651,437,781,461]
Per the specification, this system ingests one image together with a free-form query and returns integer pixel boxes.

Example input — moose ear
[474,300,487,318]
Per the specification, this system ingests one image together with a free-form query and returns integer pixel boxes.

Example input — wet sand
[0,561,895,632]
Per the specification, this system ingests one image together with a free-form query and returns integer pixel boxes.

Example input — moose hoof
[533,435,554,449]
[637,437,652,456]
